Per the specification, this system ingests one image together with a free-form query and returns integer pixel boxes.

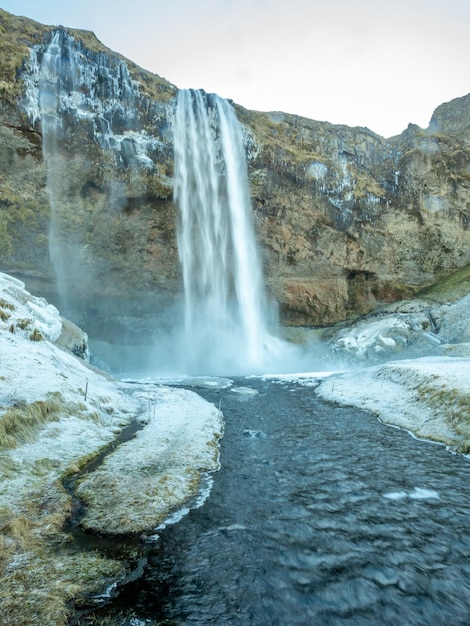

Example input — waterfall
[27,29,153,312]
[38,31,72,306]
[173,89,276,374]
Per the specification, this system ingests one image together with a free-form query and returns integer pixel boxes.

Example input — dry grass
[78,467,201,535]
[0,548,123,626]
[0,298,15,322]
[0,393,64,449]
[0,482,123,626]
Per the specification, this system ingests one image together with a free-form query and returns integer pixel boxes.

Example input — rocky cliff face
[1,8,470,335]
[241,106,470,324]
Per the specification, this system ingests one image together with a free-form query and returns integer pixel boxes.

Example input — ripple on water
[83,378,470,626]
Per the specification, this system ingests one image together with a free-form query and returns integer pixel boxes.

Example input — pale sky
[2,0,469,137]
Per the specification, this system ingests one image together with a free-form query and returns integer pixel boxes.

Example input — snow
[266,290,470,453]
[77,384,223,534]
[315,356,470,451]
[0,272,62,341]
[0,272,223,531]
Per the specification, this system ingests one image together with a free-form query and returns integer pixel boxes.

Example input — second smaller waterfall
[173,90,276,374]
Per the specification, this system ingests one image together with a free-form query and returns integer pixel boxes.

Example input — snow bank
[317,288,470,451]
[0,272,222,523]
[0,272,224,624]
[77,385,223,534]
[317,357,470,452]
[0,272,62,341]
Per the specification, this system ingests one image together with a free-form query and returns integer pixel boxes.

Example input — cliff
[1,8,470,336]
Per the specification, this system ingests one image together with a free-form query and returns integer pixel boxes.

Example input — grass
[0,452,125,626]
[0,299,14,311]
[0,9,46,100]
[0,393,64,449]
[417,262,470,303]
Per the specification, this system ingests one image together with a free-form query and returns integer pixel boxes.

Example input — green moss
[418,262,470,303]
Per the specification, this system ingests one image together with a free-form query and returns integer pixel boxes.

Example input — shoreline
[0,272,224,626]
[315,356,470,454]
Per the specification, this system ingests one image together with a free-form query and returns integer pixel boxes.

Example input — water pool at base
[83,377,470,625]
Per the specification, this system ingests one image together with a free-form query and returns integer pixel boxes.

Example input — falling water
[38,31,73,307]
[173,89,276,375]
[28,29,148,314]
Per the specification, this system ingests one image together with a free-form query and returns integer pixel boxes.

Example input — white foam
[382,488,440,501]
[409,487,440,500]
[382,491,408,500]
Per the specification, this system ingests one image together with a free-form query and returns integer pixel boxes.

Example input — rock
[1,8,470,336]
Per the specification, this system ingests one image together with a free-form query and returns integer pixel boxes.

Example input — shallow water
[86,376,470,625]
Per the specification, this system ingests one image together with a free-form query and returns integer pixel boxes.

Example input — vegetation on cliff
[1,7,470,330]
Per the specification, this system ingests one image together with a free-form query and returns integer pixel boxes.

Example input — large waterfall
[173,90,277,375]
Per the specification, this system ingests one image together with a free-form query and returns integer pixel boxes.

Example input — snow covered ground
[0,272,223,624]
[316,356,470,453]
[313,293,470,453]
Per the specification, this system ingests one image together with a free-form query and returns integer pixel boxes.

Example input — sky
[1,0,469,137]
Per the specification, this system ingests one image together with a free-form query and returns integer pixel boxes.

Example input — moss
[418,262,470,303]
[0,214,13,258]
[351,172,386,199]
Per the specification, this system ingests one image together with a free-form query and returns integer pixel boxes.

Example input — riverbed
[82,375,470,625]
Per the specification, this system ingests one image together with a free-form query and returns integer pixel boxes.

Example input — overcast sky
[2,0,469,137]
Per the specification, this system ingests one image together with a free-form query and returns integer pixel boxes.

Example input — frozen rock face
[1,8,470,334]
[0,10,178,333]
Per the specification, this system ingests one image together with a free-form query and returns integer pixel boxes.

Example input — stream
[79,375,470,625]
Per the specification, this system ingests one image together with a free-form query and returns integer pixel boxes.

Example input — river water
[86,375,470,625]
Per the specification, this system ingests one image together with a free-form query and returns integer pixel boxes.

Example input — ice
[25,300,62,341]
